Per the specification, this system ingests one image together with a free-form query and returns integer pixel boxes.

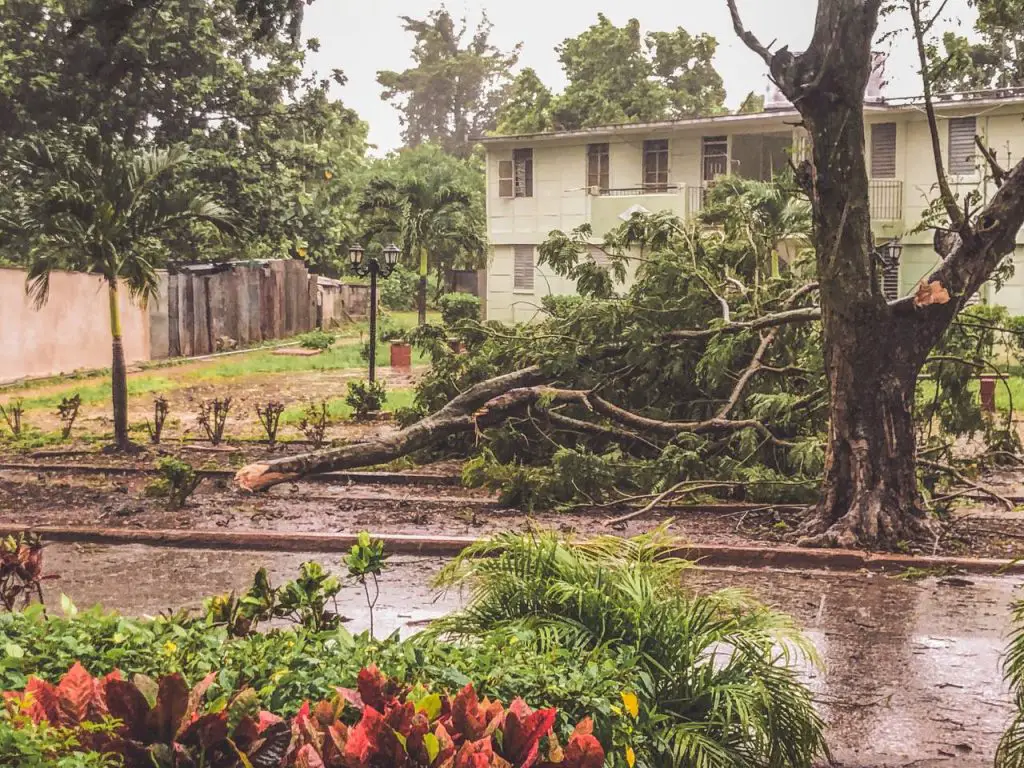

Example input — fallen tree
[238,177,1024,549]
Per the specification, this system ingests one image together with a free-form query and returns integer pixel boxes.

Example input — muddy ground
[5,456,1024,558]
[38,542,1023,768]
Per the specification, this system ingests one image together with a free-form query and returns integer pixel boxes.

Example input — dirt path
[37,542,1022,768]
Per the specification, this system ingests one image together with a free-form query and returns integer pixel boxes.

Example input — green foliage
[431,529,827,767]
[144,457,202,508]
[0,712,118,768]
[377,8,520,157]
[999,599,1024,766]
[379,263,421,310]
[495,14,725,133]
[927,0,1024,92]
[344,532,389,638]
[345,380,388,418]
[0,399,24,437]
[439,292,481,327]
[56,395,81,440]
[297,329,336,351]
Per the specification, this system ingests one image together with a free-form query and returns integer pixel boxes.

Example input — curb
[0,463,461,487]
[6,524,1024,575]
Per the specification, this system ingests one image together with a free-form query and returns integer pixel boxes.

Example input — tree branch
[908,0,967,231]
[725,0,776,69]
[666,305,821,341]
[975,136,1008,187]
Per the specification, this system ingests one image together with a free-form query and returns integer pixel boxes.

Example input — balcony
[869,179,903,221]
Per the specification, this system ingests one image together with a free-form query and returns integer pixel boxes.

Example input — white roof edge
[478,91,1024,145]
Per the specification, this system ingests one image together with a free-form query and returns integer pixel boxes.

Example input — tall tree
[358,144,484,324]
[378,8,520,157]
[737,90,766,113]
[494,69,555,135]
[5,138,235,451]
[928,0,1024,91]
[724,0,1024,547]
[0,0,367,266]
[495,15,726,133]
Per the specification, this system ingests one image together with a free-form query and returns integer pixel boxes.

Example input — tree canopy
[377,8,520,157]
[495,14,725,134]
[927,0,1024,91]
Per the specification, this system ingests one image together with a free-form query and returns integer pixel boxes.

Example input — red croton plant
[3,663,605,768]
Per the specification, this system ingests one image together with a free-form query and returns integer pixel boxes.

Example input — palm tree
[8,137,235,451]
[359,170,480,325]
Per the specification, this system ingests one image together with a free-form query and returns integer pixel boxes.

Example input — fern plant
[998,600,1024,767]
[430,528,827,768]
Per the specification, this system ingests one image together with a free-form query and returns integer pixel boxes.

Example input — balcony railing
[869,179,903,221]
[597,184,682,196]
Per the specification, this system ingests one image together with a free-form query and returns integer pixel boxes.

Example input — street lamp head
[383,243,401,267]
[348,243,365,267]
[883,238,903,264]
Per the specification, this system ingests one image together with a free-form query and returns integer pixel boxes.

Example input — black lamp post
[348,243,400,383]
[874,237,903,271]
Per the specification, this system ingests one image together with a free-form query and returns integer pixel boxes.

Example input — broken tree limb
[665,305,822,341]
[236,366,547,491]
[919,459,1014,512]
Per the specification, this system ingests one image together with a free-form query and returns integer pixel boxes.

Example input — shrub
[298,400,330,447]
[255,400,285,447]
[0,399,24,437]
[298,329,336,351]
[431,528,828,768]
[346,380,387,418]
[344,532,389,638]
[1,663,603,768]
[379,264,419,310]
[144,397,169,444]
[144,457,202,508]
[56,395,81,440]
[439,292,481,327]
[197,398,231,445]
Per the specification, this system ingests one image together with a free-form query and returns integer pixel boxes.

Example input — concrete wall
[318,281,371,328]
[1,268,150,383]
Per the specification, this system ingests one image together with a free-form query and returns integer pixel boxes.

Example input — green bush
[143,457,201,508]
[439,291,481,327]
[0,712,117,768]
[379,264,419,310]
[297,329,336,351]
[345,379,387,418]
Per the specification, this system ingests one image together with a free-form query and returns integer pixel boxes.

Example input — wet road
[39,543,1024,768]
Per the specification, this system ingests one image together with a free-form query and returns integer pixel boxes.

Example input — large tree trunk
[107,280,131,452]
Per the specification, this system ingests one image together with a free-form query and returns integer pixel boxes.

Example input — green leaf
[423,732,440,763]
[60,594,77,618]
[4,643,24,659]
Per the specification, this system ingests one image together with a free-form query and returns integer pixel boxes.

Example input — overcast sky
[303,0,979,153]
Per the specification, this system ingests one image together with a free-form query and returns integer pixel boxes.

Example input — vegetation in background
[296,400,331,448]
[377,8,520,157]
[496,13,725,134]
[297,329,336,351]
[0,399,24,437]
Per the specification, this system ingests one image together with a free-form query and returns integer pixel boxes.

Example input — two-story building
[479,89,1024,323]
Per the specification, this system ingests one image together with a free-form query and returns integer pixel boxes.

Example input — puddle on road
[38,544,1024,768]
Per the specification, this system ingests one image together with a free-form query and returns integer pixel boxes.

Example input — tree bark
[236,366,547,491]
[418,246,428,325]
[107,280,131,452]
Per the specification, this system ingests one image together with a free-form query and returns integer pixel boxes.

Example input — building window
[587,143,609,191]
[513,245,534,291]
[702,136,729,183]
[948,117,977,175]
[498,149,533,198]
[643,139,669,191]
[870,123,897,178]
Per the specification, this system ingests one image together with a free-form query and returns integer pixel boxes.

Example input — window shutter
[498,160,514,198]
[880,266,900,300]
[513,149,533,197]
[870,123,897,178]
[587,144,609,191]
[513,245,534,291]
[948,117,977,175]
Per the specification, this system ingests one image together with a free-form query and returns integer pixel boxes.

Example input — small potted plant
[382,326,412,369]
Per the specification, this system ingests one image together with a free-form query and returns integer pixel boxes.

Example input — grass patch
[917,375,1024,414]
[11,376,176,412]
[280,388,417,425]
[194,342,428,381]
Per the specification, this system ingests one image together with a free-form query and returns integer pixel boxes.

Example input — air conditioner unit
[588,186,601,196]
